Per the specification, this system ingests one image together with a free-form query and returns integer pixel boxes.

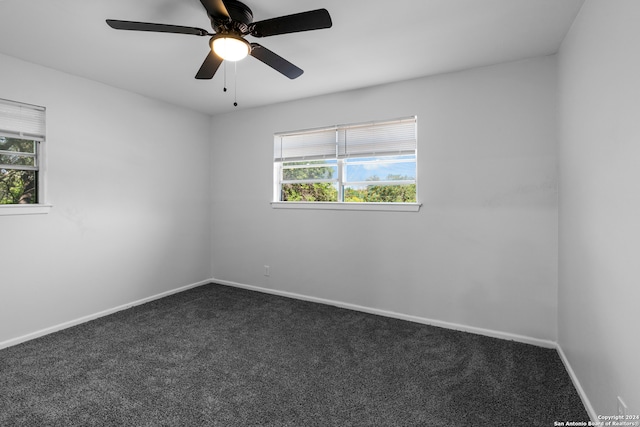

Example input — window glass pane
[344,155,416,183]
[344,184,416,203]
[0,137,36,154]
[281,183,338,202]
[0,169,38,204]
[0,154,35,167]
[283,162,337,181]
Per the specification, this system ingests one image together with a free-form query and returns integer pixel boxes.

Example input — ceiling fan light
[212,36,250,61]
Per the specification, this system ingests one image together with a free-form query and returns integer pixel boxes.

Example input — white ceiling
[0,0,584,116]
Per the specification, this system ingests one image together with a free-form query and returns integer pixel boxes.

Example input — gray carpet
[0,283,588,426]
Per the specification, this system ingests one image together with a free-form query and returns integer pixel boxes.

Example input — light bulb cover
[211,35,250,61]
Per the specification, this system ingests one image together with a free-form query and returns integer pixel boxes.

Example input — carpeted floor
[0,283,588,426]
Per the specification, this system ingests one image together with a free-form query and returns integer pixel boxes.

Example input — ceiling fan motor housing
[211,0,254,34]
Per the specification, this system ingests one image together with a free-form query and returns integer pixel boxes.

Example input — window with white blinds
[0,98,46,206]
[274,117,416,162]
[338,118,417,158]
[274,116,418,206]
[0,99,46,141]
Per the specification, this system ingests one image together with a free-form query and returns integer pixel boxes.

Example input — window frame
[272,116,421,212]
[0,98,51,216]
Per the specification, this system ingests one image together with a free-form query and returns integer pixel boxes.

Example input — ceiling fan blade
[250,9,332,38]
[198,0,230,19]
[195,50,224,79]
[106,19,210,36]
[250,43,303,79]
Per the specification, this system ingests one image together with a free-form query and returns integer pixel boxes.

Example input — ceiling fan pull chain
[223,60,228,92]
[234,62,238,107]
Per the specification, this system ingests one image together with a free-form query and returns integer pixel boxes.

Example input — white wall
[0,54,212,345]
[558,0,640,418]
[210,56,559,342]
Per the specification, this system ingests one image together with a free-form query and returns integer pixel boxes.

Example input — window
[273,116,419,211]
[0,98,49,215]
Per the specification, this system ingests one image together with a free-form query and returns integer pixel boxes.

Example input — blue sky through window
[344,156,416,183]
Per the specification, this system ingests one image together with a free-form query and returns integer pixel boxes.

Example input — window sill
[271,202,421,212]
[0,204,53,216]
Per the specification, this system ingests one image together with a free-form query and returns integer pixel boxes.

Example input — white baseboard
[0,279,210,350]
[212,278,557,349]
[556,344,598,423]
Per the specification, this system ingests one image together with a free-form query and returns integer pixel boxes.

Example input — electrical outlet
[264,265,270,277]
[617,396,628,416]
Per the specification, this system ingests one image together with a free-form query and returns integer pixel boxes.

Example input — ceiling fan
[106,0,332,80]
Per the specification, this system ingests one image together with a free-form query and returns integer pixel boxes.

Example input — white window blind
[0,98,46,141]
[338,117,417,158]
[274,116,416,162]
[274,127,337,162]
